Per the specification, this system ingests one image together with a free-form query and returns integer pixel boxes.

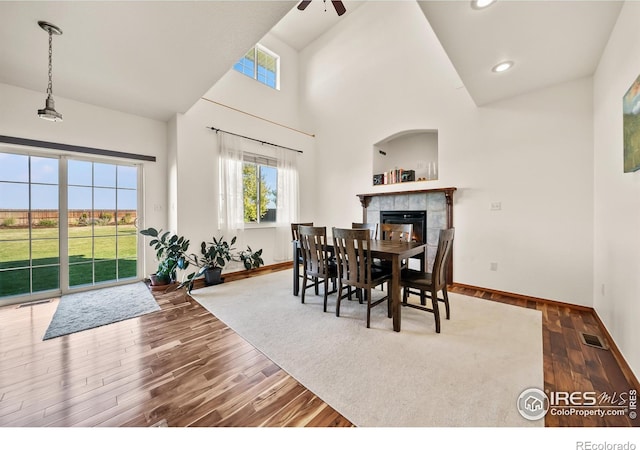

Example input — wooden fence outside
[0,209,137,227]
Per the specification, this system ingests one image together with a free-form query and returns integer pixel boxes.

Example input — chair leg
[402,286,408,305]
[314,277,319,295]
[336,281,343,317]
[442,286,451,320]
[301,274,307,304]
[366,288,372,328]
[323,277,328,312]
[432,287,441,333]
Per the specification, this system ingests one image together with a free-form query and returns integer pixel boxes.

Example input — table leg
[292,241,300,296]
[391,255,401,332]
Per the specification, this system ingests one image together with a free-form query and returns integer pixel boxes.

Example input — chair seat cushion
[400,269,433,287]
[371,265,392,278]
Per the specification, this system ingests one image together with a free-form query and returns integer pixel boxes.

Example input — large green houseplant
[140,227,191,286]
[140,227,264,292]
[184,236,264,291]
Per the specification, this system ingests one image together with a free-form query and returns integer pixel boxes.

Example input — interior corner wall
[167,114,179,233]
[299,1,594,306]
[173,32,317,269]
[593,1,640,379]
[0,82,168,279]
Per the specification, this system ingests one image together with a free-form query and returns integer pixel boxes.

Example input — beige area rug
[190,269,543,427]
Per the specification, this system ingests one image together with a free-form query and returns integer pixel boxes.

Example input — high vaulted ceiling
[416,0,624,106]
[0,1,296,122]
[0,1,627,122]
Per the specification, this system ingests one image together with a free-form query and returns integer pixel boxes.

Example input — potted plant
[199,235,237,286]
[140,227,265,293]
[140,227,191,286]
[239,245,264,270]
[181,236,265,293]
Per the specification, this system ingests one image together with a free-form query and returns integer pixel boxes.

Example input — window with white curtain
[217,132,299,261]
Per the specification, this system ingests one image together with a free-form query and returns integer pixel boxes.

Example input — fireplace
[358,187,456,282]
[380,210,427,269]
[380,210,426,243]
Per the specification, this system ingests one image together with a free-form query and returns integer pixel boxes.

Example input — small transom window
[233,44,280,90]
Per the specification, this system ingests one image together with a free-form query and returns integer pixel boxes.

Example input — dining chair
[379,223,413,242]
[332,227,392,328]
[291,222,313,295]
[375,222,414,292]
[400,228,455,333]
[298,225,337,312]
[351,222,378,240]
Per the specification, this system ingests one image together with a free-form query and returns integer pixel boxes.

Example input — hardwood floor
[0,269,637,427]
[0,276,352,427]
[450,284,639,427]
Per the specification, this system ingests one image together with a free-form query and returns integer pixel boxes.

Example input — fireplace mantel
[357,187,457,231]
[357,187,456,209]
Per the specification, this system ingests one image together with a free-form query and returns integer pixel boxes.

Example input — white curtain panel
[217,132,245,269]
[274,146,299,261]
[217,131,299,264]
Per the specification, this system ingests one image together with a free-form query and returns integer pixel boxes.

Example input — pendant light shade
[37,21,63,122]
[38,95,63,122]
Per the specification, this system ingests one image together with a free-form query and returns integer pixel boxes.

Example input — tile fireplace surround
[357,187,456,277]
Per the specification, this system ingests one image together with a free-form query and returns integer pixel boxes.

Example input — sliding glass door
[0,149,140,303]
[0,153,60,297]
[67,160,138,287]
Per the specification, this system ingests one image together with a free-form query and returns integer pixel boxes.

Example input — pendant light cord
[47,29,53,96]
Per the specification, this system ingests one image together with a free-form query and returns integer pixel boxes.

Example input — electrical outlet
[490,202,502,211]
[490,262,498,271]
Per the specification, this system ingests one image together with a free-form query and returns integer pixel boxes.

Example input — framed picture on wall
[623,73,640,172]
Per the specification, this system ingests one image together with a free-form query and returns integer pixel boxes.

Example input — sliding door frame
[0,144,145,307]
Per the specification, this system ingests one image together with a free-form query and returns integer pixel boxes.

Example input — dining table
[292,237,427,332]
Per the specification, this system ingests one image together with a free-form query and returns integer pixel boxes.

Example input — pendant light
[37,21,63,122]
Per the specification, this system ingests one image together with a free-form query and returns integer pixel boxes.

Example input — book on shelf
[381,168,415,184]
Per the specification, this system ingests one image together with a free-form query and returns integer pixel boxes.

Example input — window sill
[243,223,277,230]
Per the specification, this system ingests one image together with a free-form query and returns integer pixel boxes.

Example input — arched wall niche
[372,129,438,185]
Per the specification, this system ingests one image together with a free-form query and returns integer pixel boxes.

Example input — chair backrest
[352,222,378,240]
[432,228,455,289]
[332,227,372,289]
[379,223,413,242]
[291,222,313,241]
[298,225,331,277]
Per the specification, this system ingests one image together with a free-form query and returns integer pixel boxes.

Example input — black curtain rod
[207,127,303,154]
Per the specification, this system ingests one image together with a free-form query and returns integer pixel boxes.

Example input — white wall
[0,82,168,278]
[172,33,317,271]
[299,1,594,306]
[593,1,640,378]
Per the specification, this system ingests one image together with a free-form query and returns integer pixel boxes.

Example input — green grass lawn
[0,224,137,297]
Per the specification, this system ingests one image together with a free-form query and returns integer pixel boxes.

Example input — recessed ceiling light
[471,0,497,10]
[492,61,514,73]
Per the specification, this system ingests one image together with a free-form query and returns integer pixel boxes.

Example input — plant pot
[204,267,224,286]
[150,273,170,286]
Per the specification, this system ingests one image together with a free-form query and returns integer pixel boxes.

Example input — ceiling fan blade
[332,0,346,16]
[297,1,312,11]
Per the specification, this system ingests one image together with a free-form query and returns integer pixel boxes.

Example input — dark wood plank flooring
[0,269,636,427]
[450,284,639,427]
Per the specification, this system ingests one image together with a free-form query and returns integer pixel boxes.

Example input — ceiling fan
[297,0,346,16]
